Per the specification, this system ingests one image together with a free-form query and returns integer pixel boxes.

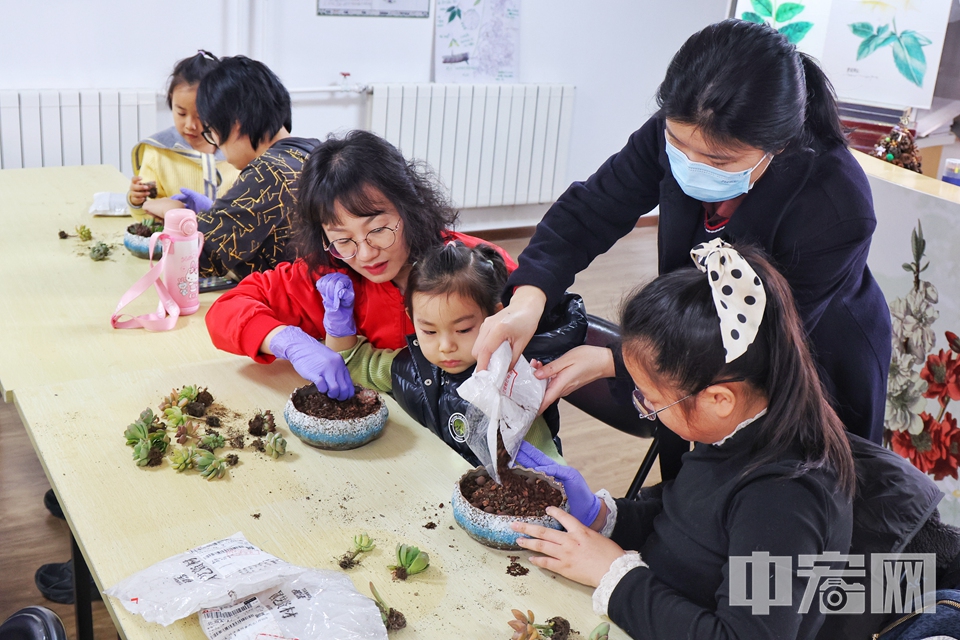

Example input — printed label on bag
[200,597,283,640]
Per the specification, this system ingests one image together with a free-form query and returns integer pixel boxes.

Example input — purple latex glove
[514,441,602,527]
[171,187,214,212]
[269,326,355,401]
[316,273,357,338]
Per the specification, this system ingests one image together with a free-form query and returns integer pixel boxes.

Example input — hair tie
[689,239,766,363]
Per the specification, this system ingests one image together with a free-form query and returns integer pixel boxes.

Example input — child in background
[319,240,584,466]
[127,50,239,221]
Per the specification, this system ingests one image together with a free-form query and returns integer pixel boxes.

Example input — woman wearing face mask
[473,18,891,480]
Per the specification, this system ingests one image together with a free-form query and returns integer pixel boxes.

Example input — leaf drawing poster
[732,0,834,58]
[820,0,953,109]
[435,0,520,83]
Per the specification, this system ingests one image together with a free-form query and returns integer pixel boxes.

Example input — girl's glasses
[201,126,219,148]
[323,218,402,260]
[632,377,745,421]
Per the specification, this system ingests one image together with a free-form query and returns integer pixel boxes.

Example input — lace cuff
[596,489,618,538]
[592,551,647,616]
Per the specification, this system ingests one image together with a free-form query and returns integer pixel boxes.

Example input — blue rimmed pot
[123,226,162,260]
[283,384,388,450]
[452,467,568,550]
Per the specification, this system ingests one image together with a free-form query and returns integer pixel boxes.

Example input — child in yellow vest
[127,50,239,221]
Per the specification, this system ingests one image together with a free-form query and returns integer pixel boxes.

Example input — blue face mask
[665,137,771,203]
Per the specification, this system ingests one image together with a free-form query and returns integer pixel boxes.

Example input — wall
[0,0,728,230]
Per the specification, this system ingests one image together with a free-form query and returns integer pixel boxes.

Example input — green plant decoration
[849,19,931,87]
[264,432,286,458]
[195,449,227,480]
[124,408,158,445]
[339,533,375,569]
[159,388,190,412]
[587,622,611,640]
[741,0,813,44]
[170,446,197,472]
[89,242,111,261]
[369,582,407,631]
[178,385,199,403]
[75,225,92,241]
[388,543,429,580]
[200,432,225,451]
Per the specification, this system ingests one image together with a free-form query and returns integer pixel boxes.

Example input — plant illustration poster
[732,0,952,109]
[435,0,519,83]
[820,0,952,109]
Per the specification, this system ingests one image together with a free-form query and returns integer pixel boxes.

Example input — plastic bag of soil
[457,341,546,484]
[104,532,304,626]
[198,570,387,640]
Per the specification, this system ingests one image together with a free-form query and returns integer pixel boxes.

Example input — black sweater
[607,419,853,639]
[506,117,891,443]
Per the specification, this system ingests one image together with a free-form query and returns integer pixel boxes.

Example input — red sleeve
[205,260,332,363]
[446,231,519,272]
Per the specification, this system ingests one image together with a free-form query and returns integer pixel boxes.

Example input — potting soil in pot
[291,387,381,419]
[462,433,562,517]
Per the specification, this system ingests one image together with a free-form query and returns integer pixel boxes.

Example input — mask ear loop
[689,239,766,363]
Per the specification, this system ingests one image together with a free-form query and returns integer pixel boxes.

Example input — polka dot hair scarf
[689,238,766,363]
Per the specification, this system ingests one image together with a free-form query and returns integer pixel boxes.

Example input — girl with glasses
[126,51,240,221]
[510,240,860,639]
[205,131,535,402]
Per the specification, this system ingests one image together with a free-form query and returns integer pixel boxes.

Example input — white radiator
[0,90,156,174]
[367,83,575,208]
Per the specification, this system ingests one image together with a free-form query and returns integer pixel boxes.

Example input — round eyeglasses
[201,125,219,148]
[632,377,745,421]
[323,218,402,260]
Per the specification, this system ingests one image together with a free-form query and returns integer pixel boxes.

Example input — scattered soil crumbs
[205,415,221,428]
[292,385,381,420]
[184,402,206,417]
[225,454,239,466]
[196,388,214,407]
[251,438,265,453]
[338,554,359,570]
[438,503,444,508]
[228,430,245,449]
[252,513,261,519]
[58,230,68,239]
[423,521,437,529]
[462,469,562,517]
[146,448,164,467]
[506,556,529,577]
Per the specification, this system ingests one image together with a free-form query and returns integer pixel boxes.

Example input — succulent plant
[170,446,197,472]
[124,408,158,445]
[159,388,190,411]
[164,405,188,428]
[149,429,170,454]
[388,543,429,580]
[200,432,225,451]
[175,420,201,445]
[369,582,406,631]
[339,533,375,569]
[195,449,227,480]
[132,439,163,467]
[75,225,92,241]
[178,385,199,403]
[264,432,286,458]
[587,622,610,640]
[89,241,111,261]
[507,610,579,640]
[247,409,277,436]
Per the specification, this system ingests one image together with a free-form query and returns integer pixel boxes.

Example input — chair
[0,607,67,640]
[562,314,660,499]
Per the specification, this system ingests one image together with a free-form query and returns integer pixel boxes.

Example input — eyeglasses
[201,125,219,148]
[323,218,402,260]
[632,377,745,421]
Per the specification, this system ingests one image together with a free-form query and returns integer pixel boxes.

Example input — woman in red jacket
[205,130,516,400]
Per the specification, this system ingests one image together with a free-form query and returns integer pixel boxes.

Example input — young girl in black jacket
[319,240,585,466]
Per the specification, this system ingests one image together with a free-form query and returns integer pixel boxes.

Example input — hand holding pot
[316,273,357,338]
[514,441,602,527]
[269,326,355,401]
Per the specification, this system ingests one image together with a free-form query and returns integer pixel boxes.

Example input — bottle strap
[110,234,181,331]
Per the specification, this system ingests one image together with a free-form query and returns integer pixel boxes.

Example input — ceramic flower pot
[123,231,162,260]
[283,384,388,450]
[452,466,568,550]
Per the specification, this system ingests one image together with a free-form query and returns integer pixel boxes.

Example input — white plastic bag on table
[104,532,304,626]
[89,192,129,216]
[198,570,387,640]
[456,341,546,484]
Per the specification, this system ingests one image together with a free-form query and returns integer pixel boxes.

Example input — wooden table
[14,359,624,639]
[0,165,230,402]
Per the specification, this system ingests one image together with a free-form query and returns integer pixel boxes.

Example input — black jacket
[390,294,587,465]
[606,431,944,640]
[506,117,891,443]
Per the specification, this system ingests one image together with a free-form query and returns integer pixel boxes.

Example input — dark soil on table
[462,433,563,517]
[292,385,381,420]
[247,410,276,436]
[197,388,214,407]
[206,415,221,428]
[185,401,206,417]
[384,608,406,631]
[423,521,437,529]
[251,438,265,453]
[225,454,239,466]
[146,448,164,467]
[506,556,529,577]
[546,617,571,640]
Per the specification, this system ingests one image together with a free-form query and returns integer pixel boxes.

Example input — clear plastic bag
[89,192,129,216]
[104,532,305,626]
[456,341,546,483]
[198,570,387,640]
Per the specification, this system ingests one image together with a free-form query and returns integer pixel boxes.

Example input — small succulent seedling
[132,439,163,467]
[159,388,190,411]
[178,385,199,403]
[164,405,188,428]
[507,610,574,640]
[200,432,225,451]
[90,242,111,261]
[170,446,197,472]
[264,432,286,458]
[124,408,159,445]
[338,533,375,569]
[587,622,610,640]
[369,582,406,631]
[388,543,429,580]
[75,225,92,241]
[176,420,200,445]
[195,449,227,480]
[247,409,276,436]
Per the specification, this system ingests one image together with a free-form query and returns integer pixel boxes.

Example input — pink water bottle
[151,209,204,315]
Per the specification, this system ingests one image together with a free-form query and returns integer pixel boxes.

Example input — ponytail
[798,52,847,151]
